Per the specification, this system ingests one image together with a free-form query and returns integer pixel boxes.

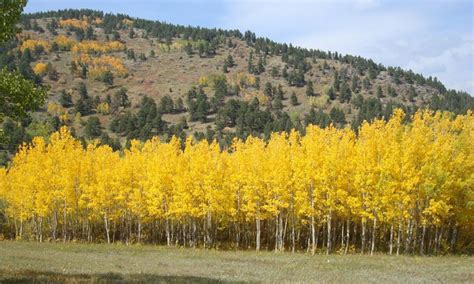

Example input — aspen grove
[0,109,472,255]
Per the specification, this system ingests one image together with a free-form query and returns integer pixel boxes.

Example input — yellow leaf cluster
[242,90,268,105]
[54,35,76,50]
[47,102,68,122]
[0,110,472,252]
[33,62,47,76]
[234,72,258,89]
[73,54,127,78]
[59,18,89,29]
[96,102,110,115]
[122,19,134,26]
[94,17,103,25]
[198,76,208,87]
[20,39,49,52]
[308,95,329,108]
[71,40,125,54]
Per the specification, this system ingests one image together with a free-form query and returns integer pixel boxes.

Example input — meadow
[0,241,472,283]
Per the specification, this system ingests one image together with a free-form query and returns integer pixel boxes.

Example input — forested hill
[0,8,472,163]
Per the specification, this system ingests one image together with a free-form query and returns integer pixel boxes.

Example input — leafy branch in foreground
[0,68,48,121]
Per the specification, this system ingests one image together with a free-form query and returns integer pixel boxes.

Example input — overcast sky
[25,0,473,95]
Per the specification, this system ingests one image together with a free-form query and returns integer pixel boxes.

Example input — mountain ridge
[0,8,472,163]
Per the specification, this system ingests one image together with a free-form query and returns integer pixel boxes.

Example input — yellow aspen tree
[300,125,327,254]
[0,109,471,253]
[263,132,293,251]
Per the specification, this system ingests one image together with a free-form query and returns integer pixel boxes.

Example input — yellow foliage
[47,102,68,118]
[71,40,125,54]
[33,62,47,76]
[55,35,76,50]
[94,17,103,25]
[122,19,134,26]
[73,54,127,78]
[74,112,82,125]
[234,72,258,89]
[20,39,49,52]
[59,18,89,29]
[0,110,472,252]
[96,102,110,114]
[242,90,268,105]
[308,95,329,108]
[198,76,208,87]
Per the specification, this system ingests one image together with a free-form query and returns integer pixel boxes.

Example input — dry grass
[0,241,472,283]
[30,17,442,138]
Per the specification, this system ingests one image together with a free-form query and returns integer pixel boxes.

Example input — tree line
[0,109,472,255]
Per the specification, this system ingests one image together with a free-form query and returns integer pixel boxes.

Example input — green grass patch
[0,241,472,283]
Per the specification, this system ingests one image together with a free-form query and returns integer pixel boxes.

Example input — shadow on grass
[0,270,240,283]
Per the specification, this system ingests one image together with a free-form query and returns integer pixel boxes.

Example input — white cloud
[219,0,473,95]
[406,37,474,93]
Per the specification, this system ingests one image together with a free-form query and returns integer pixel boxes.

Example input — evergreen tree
[248,51,255,74]
[175,97,184,112]
[276,85,284,100]
[330,107,346,125]
[50,42,59,52]
[271,66,279,77]
[340,82,352,103]
[59,90,73,108]
[408,86,417,102]
[85,26,95,40]
[273,96,283,111]
[388,86,397,97]
[351,75,359,93]
[363,77,371,90]
[327,87,336,101]
[290,92,299,106]
[304,107,331,127]
[75,28,84,41]
[80,64,88,79]
[84,116,102,139]
[75,82,94,115]
[46,63,58,81]
[225,54,234,67]
[127,49,136,61]
[256,56,265,74]
[158,95,175,114]
[306,81,314,97]
[376,85,384,98]
[333,71,340,91]
[100,70,114,86]
[113,87,131,109]
[264,82,273,98]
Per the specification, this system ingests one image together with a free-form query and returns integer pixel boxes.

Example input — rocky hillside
[0,9,472,160]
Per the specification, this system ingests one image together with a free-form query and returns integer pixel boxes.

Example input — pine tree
[327,87,336,101]
[306,81,314,97]
[248,51,255,74]
[376,85,384,98]
[84,116,102,139]
[59,90,73,108]
[290,92,299,106]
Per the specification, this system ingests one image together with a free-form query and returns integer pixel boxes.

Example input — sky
[25,0,474,95]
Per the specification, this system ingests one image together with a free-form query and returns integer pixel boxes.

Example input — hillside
[1,9,472,159]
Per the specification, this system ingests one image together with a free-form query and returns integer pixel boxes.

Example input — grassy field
[0,241,472,283]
